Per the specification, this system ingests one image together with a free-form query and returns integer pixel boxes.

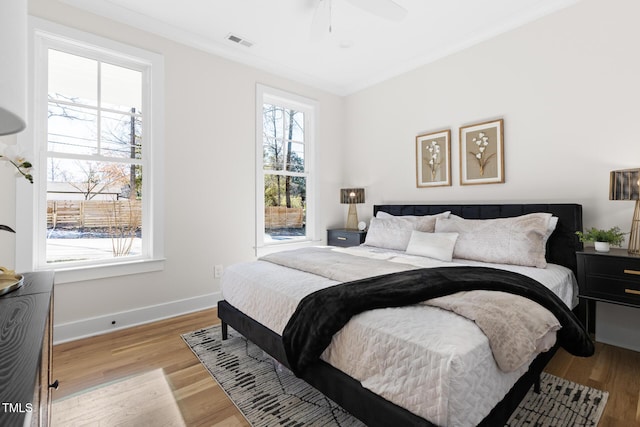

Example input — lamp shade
[0,0,27,136]
[610,168,640,254]
[340,188,365,204]
[610,169,640,200]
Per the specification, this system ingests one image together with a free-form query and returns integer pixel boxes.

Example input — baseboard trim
[53,292,220,344]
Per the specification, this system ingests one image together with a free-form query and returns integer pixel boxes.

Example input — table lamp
[340,188,365,230]
[609,168,640,254]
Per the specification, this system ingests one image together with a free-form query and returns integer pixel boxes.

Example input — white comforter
[220,245,577,427]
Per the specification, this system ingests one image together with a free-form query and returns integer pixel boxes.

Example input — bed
[217,203,593,426]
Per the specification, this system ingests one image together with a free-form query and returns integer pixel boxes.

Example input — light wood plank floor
[52,309,640,426]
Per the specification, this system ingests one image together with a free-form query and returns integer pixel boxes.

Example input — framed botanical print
[459,119,504,185]
[416,129,451,187]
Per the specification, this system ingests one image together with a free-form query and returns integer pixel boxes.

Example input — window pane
[46,159,143,264]
[263,104,284,139]
[285,110,304,141]
[101,63,142,113]
[48,49,97,107]
[101,111,142,159]
[263,137,285,170]
[264,175,306,243]
[48,103,98,155]
[286,141,305,172]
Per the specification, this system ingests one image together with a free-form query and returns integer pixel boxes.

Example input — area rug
[182,325,608,427]
[51,369,186,427]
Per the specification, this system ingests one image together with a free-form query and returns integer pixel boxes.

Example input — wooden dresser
[0,271,55,427]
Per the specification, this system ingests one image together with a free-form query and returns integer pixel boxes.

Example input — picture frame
[416,129,451,187]
[459,118,504,185]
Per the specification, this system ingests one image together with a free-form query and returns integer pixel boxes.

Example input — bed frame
[217,203,583,426]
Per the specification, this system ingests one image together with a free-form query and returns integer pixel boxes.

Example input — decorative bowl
[0,267,24,297]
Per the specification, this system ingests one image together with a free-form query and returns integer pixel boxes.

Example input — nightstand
[576,247,640,333]
[327,228,367,247]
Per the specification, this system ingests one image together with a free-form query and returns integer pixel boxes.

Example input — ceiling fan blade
[345,0,407,21]
[310,0,332,41]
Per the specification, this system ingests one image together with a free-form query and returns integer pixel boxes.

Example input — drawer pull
[625,289,640,295]
[336,237,347,240]
[624,269,640,276]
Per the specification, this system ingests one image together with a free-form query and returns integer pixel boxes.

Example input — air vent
[226,33,253,48]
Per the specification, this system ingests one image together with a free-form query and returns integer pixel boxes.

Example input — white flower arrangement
[0,142,33,184]
[425,140,441,180]
[468,132,495,176]
[1,142,33,235]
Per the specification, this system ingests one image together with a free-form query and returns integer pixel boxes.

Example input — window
[256,85,317,253]
[17,19,165,282]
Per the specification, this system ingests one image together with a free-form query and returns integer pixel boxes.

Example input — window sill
[38,258,166,284]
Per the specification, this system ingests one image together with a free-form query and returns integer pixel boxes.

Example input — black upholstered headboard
[373,204,583,274]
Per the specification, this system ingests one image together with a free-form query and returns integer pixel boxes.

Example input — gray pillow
[434,213,553,268]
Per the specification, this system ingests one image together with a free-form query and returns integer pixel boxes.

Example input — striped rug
[182,325,607,427]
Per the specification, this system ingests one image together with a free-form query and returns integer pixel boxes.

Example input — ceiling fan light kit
[311,0,407,41]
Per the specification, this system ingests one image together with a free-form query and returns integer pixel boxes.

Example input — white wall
[0,0,346,341]
[343,0,640,349]
[344,0,640,234]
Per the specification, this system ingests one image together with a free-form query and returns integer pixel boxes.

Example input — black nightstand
[327,228,367,247]
[576,247,640,332]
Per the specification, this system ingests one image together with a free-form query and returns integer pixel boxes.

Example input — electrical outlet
[214,264,223,278]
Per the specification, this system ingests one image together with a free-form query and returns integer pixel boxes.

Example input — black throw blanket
[282,266,594,376]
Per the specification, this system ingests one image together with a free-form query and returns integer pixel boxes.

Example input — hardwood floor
[52,309,640,426]
[52,308,248,427]
[545,343,640,427]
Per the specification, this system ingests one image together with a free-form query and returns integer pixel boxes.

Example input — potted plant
[576,226,626,252]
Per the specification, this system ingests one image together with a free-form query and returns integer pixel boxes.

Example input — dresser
[576,248,640,333]
[0,271,55,427]
[327,228,367,247]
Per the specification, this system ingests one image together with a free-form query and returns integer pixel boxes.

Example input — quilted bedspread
[221,246,582,426]
[281,265,593,375]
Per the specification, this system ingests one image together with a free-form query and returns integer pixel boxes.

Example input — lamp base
[346,204,359,230]
[629,200,640,255]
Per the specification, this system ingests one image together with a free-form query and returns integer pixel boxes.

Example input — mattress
[220,245,577,427]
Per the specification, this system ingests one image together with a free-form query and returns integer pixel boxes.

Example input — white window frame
[255,84,318,256]
[16,18,165,283]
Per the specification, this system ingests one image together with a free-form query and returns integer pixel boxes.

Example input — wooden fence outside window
[264,207,304,229]
[47,200,142,229]
[47,202,301,230]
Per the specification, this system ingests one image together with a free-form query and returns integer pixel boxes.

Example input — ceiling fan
[310,0,408,40]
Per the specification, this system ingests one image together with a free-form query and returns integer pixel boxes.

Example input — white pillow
[405,231,459,262]
[434,213,553,268]
[546,216,558,240]
[364,217,415,250]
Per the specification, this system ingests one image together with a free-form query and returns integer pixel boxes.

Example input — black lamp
[340,188,365,230]
[610,168,640,254]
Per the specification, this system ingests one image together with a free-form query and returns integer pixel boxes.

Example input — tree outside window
[256,85,315,251]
